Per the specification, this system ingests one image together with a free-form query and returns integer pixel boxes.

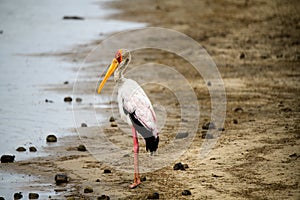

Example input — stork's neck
[114,58,130,82]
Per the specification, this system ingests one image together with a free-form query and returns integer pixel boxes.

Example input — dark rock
[104,169,111,173]
[46,134,57,142]
[123,154,130,157]
[29,146,37,152]
[109,116,115,122]
[63,16,84,20]
[84,187,93,193]
[75,98,82,102]
[147,192,159,199]
[234,107,244,113]
[64,96,72,102]
[0,30,3,34]
[201,132,214,139]
[14,192,23,199]
[240,52,245,59]
[207,81,212,86]
[0,197,4,200]
[175,132,189,139]
[55,174,69,184]
[81,123,87,127]
[233,119,238,124]
[29,193,39,199]
[64,81,69,85]
[97,195,110,200]
[281,107,292,112]
[141,176,147,182]
[212,173,223,178]
[45,99,54,103]
[111,122,118,127]
[182,190,191,196]
[173,162,185,170]
[202,121,215,130]
[77,145,87,152]
[289,153,299,160]
[1,155,15,163]
[16,146,26,152]
[218,127,225,131]
[96,179,100,182]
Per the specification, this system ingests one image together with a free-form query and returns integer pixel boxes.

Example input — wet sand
[1,0,299,199]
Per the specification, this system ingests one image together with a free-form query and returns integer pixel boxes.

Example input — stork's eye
[115,50,122,63]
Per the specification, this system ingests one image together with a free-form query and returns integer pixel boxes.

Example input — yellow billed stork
[97,49,159,188]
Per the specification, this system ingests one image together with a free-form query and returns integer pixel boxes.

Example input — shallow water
[0,0,144,198]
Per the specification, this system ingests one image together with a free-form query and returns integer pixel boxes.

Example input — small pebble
[104,169,111,173]
[201,132,214,139]
[147,192,159,199]
[45,99,54,103]
[55,174,69,184]
[96,179,100,182]
[81,123,87,127]
[111,122,118,127]
[14,192,23,199]
[1,155,15,163]
[75,97,82,102]
[233,119,238,124]
[77,144,87,152]
[182,190,191,196]
[141,176,147,182]
[84,187,93,193]
[64,96,72,102]
[207,81,212,86]
[0,197,4,200]
[29,146,37,152]
[64,81,69,85]
[16,146,26,152]
[175,132,189,139]
[173,162,185,170]
[218,127,225,131]
[97,195,110,200]
[202,121,215,130]
[234,107,244,113]
[46,134,57,142]
[240,52,245,59]
[29,192,39,199]
[109,116,115,122]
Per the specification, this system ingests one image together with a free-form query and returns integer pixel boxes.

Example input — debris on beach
[75,97,82,102]
[233,119,238,124]
[1,155,15,163]
[55,174,69,185]
[84,186,93,193]
[81,123,87,127]
[147,192,159,199]
[202,121,216,130]
[14,192,23,199]
[77,144,87,152]
[29,146,37,152]
[45,99,54,103]
[173,162,189,171]
[46,134,57,142]
[64,96,72,102]
[111,122,118,127]
[103,169,111,173]
[182,190,191,196]
[16,146,26,152]
[109,116,115,122]
[28,192,39,199]
[63,16,85,20]
[64,81,69,84]
[97,194,110,200]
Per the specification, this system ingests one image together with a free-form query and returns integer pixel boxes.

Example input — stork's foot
[129,180,141,189]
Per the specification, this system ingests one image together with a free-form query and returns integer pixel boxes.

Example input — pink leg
[129,126,141,189]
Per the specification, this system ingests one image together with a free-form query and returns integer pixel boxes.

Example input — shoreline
[1,0,299,199]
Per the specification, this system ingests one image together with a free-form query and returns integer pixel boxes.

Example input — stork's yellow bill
[97,58,119,94]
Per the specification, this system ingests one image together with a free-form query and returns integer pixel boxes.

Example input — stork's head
[97,49,131,94]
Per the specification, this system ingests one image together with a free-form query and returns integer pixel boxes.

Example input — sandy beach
[1,0,299,199]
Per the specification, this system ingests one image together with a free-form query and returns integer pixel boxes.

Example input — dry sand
[1,0,299,199]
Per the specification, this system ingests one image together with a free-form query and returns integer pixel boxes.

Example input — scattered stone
[289,153,299,160]
[63,16,84,20]
[111,122,118,127]
[14,192,23,199]
[97,195,110,200]
[55,174,69,184]
[175,132,189,139]
[1,155,15,163]
[182,190,191,196]
[54,188,67,192]
[84,187,93,193]
[0,197,4,200]
[64,81,69,85]
[173,162,188,170]
[77,144,87,152]
[81,123,87,127]
[202,121,216,130]
[281,107,292,112]
[0,30,3,34]
[46,134,57,142]
[96,179,100,182]
[147,192,159,199]
[75,97,82,102]
[29,192,39,199]
[141,176,147,182]
[201,132,214,139]
[16,146,26,152]
[234,107,244,113]
[218,127,225,131]
[233,119,238,124]
[103,169,111,173]
[212,173,223,178]
[207,81,212,86]
[45,99,54,103]
[29,146,37,152]
[109,116,115,122]
[240,52,245,59]
[123,154,130,157]
[64,96,72,102]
